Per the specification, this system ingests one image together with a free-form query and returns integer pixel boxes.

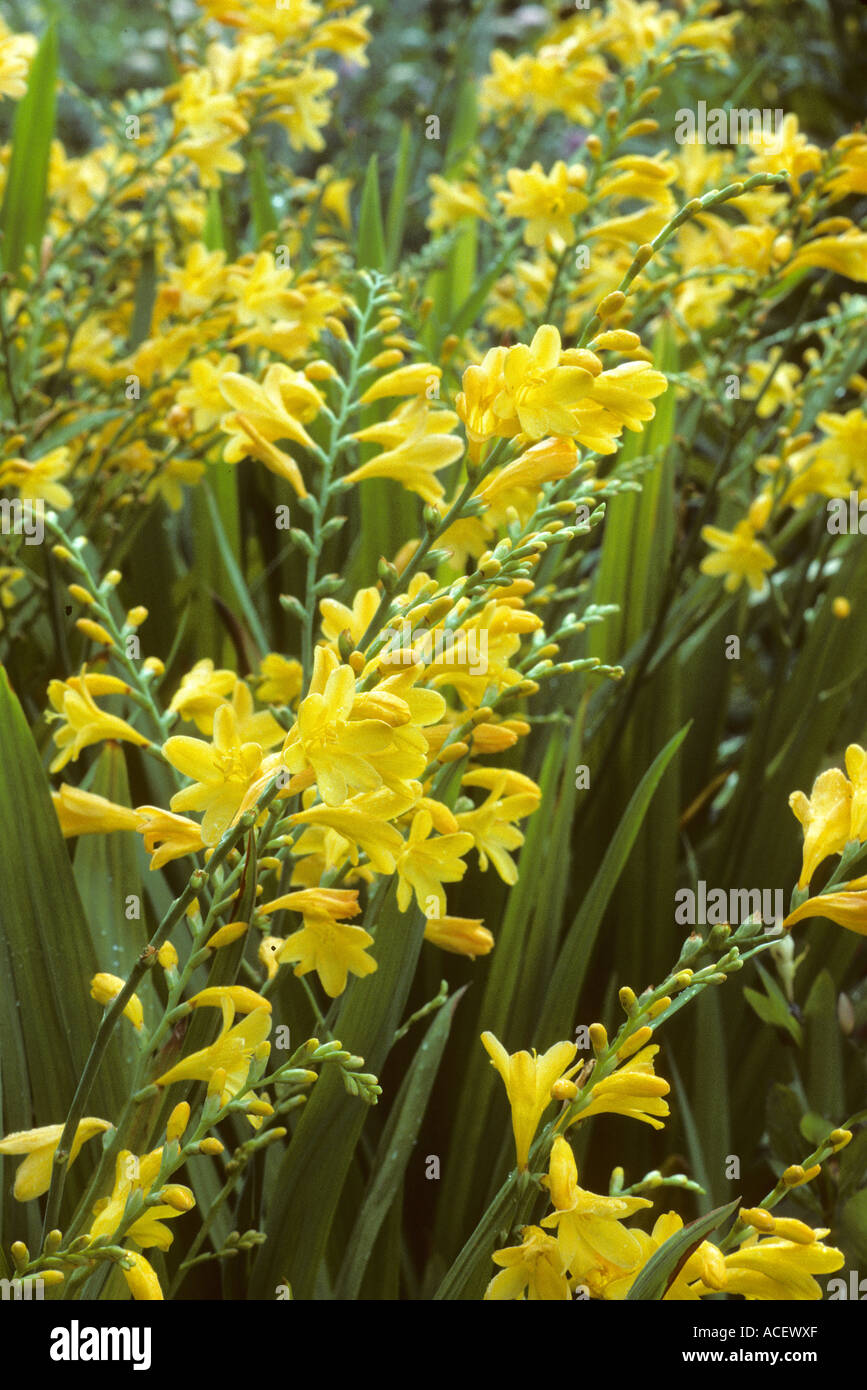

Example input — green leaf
[203,188,224,252]
[201,479,268,656]
[839,1189,867,1265]
[249,146,278,244]
[30,409,127,458]
[803,969,844,1120]
[799,1111,834,1146]
[0,667,128,1232]
[743,984,802,1044]
[385,123,413,272]
[442,234,520,342]
[626,1197,740,1300]
[540,722,692,1036]
[765,1083,804,1166]
[669,1051,713,1215]
[357,154,386,271]
[839,1127,867,1200]
[435,725,569,1257]
[0,24,58,275]
[128,245,157,350]
[250,882,427,1299]
[444,77,478,176]
[335,986,466,1298]
[72,745,150,1080]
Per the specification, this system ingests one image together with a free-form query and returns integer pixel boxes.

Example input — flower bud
[160,1184,195,1212]
[166,1103,190,1142]
[740,1206,774,1232]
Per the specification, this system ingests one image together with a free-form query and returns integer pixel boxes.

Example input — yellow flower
[51,785,143,838]
[478,436,579,505]
[256,653,303,706]
[426,176,490,232]
[485,1225,570,1300]
[573,359,668,442]
[176,354,241,432]
[91,973,144,1030]
[0,565,23,625]
[788,231,867,283]
[161,242,227,318]
[783,882,867,936]
[481,1031,578,1170]
[815,409,867,485]
[498,160,588,247]
[289,789,407,874]
[121,1250,164,1301]
[89,1147,194,1250]
[0,1118,111,1201]
[205,920,249,950]
[226,250,296,335]
[154,1006,271,1105]
[455,345,511,448]
[345,399,464,505]
[825,132,867,202]
[359,362,442,406]
[0,447,73,509]
[540,1136,653,1278]
[224,679,285,749]
[135,805,205,870]
[259,62,336,152]
[172,67,248,188]
[499,325,597,439]
[788,767,852,889]
[747,112,821,193]
[169,658,236,734]
[456,768,541,884]
[261,888,376,997]
[700,521,775,592]
[743,353,801,418]
[598,1211,726,1301]
[46,675,150,774]
[305,8,372,65]
[586,204,671,249]
[846,744,867,840]
[281,650,395,806]
[457,327,665,453]
[423,914,494,958]
[219,364,324,496]
[722,1227,843,1300]
[395,809,474,916]
[568,1044,670,1131]
[596,153,677,208]
[319,586,381,650]
[163,702,267,846]
[188,985,271,1014]
[0,23,37,100]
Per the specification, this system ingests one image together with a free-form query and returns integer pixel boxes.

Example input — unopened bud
[160,1184,195,1212]
[619,986,637,1013]
[596,291,626,320]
